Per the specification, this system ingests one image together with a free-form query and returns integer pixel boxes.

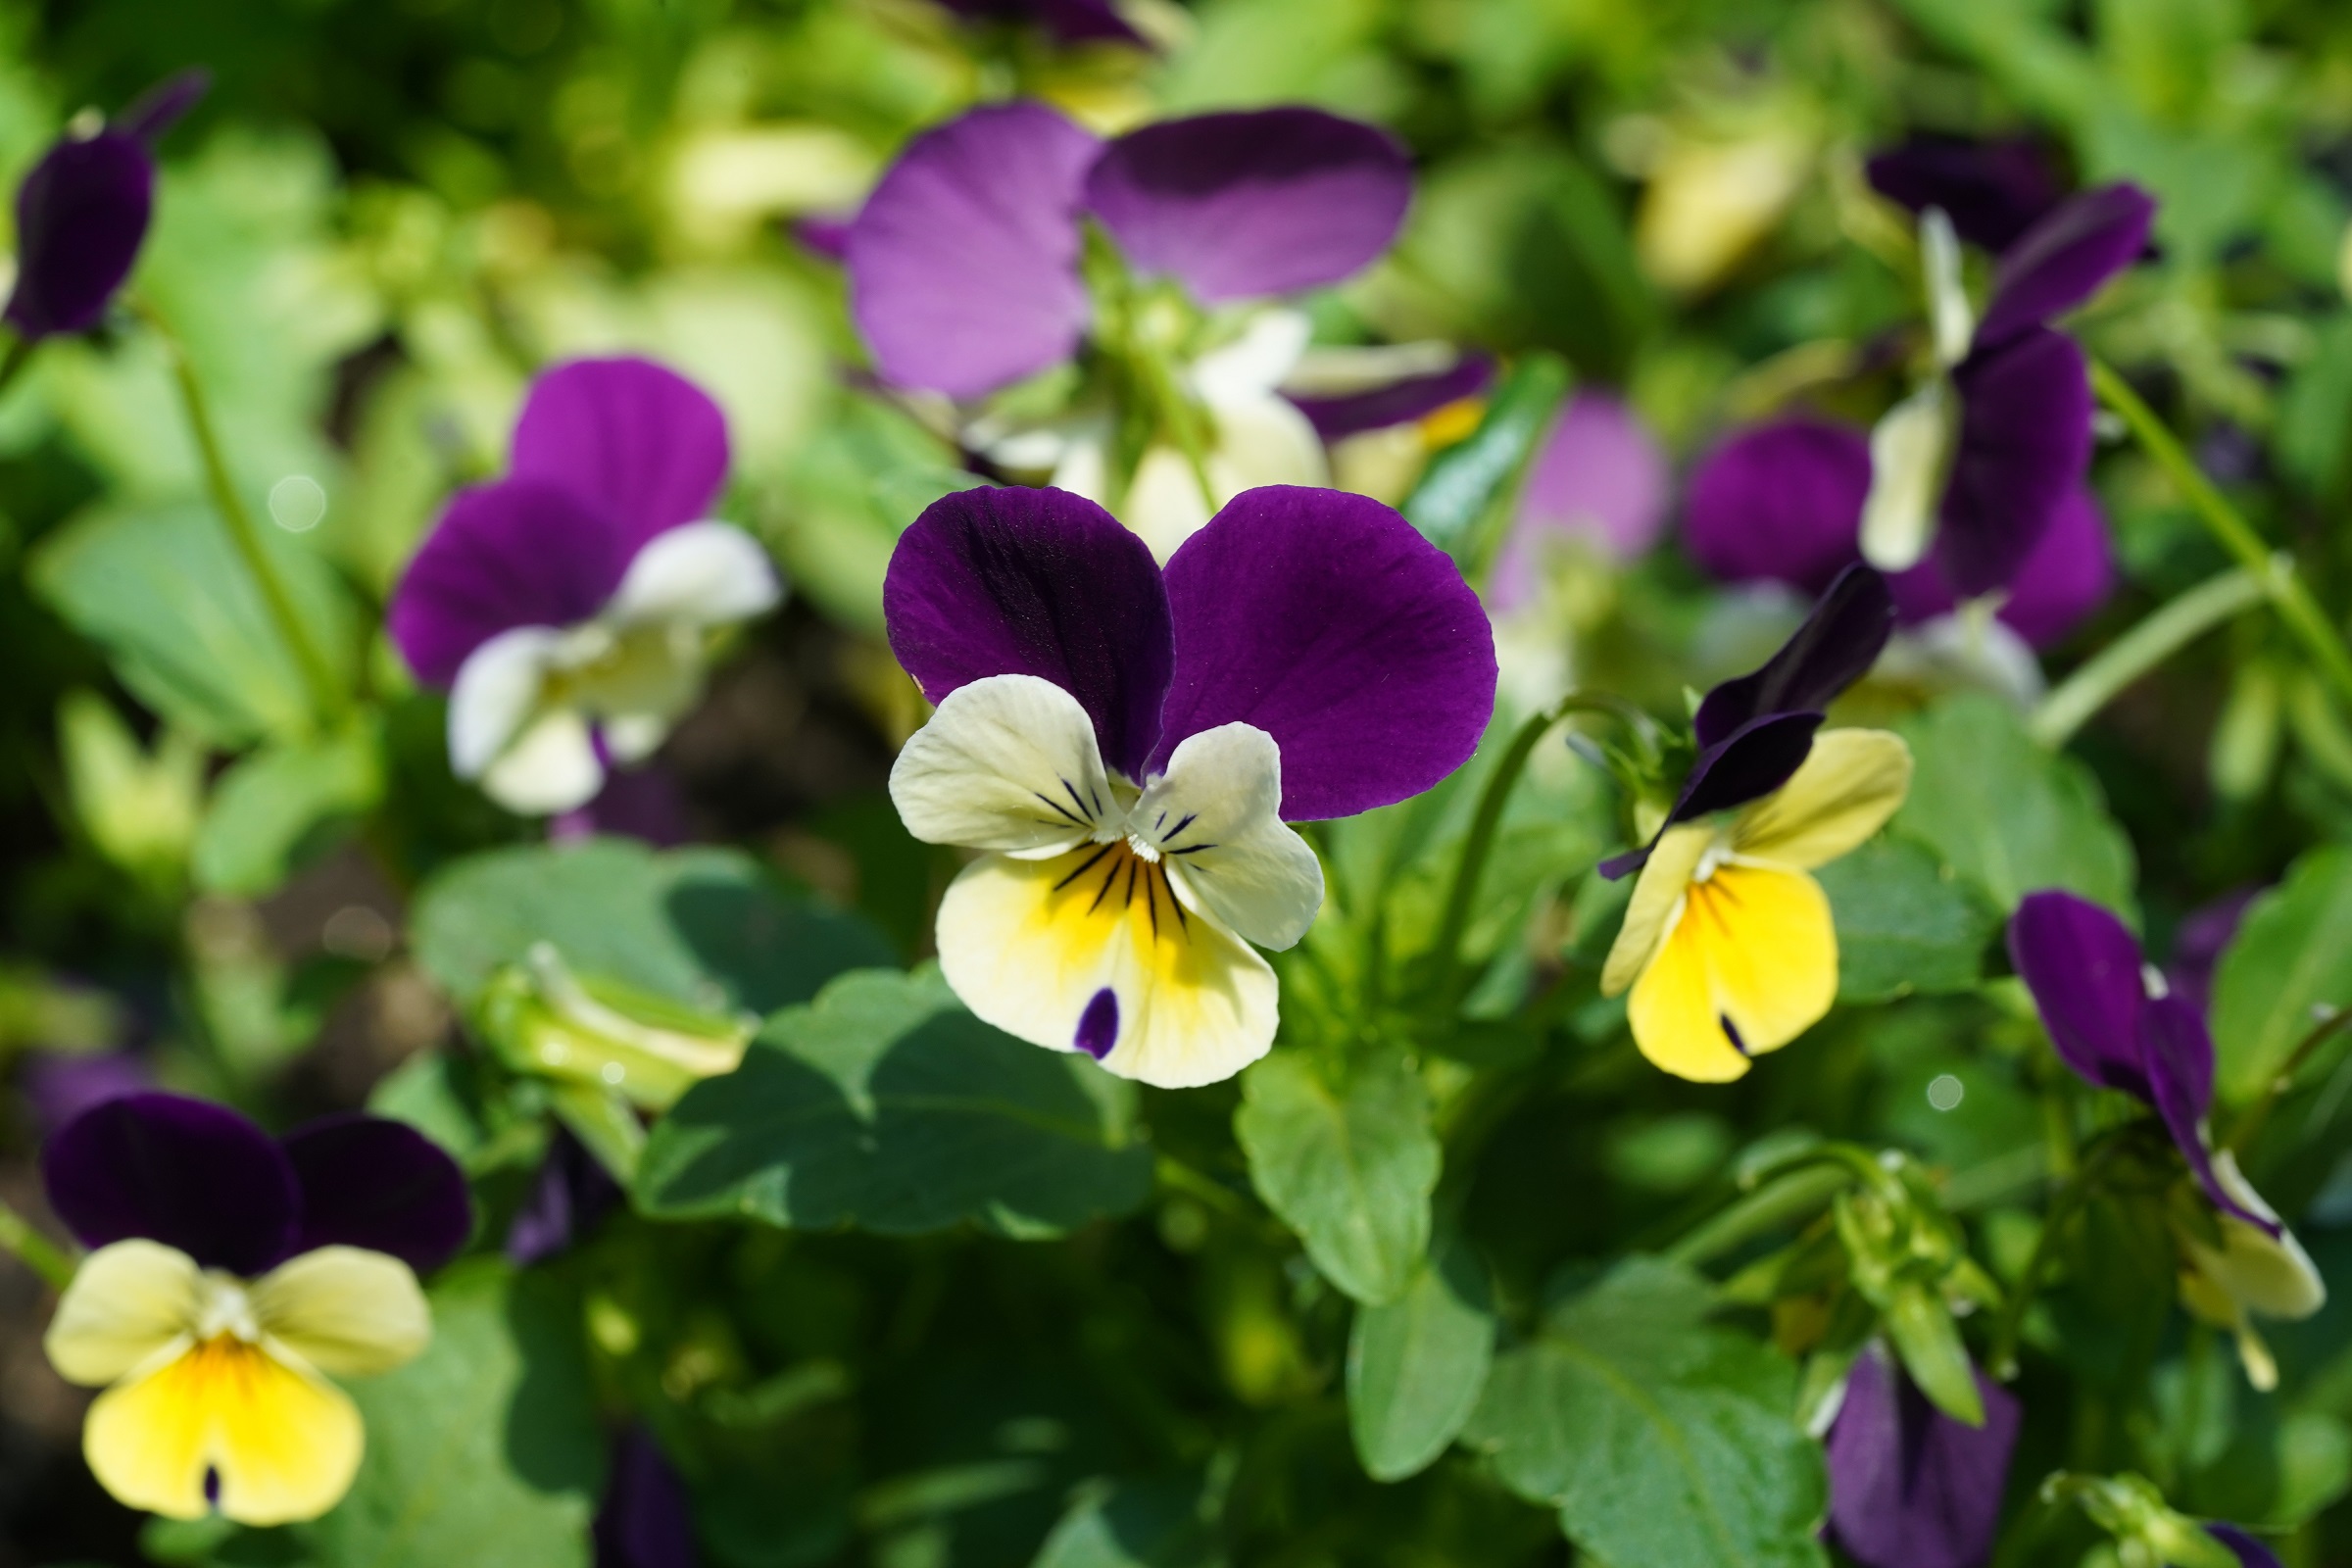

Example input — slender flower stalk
[0,1197,75,1291]
[2030,566,2266,746]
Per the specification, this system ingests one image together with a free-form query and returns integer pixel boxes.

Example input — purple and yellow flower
[40,1093,470,1524]
[2009,891,2326,1389]
[6,71,207,342]
[884,482,1495,1086]
[1599,567,1911,1081]
[1825,1344,2021,1568]
[388,357,781,816]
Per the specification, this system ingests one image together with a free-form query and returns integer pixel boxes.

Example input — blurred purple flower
[550,763,696,848]
[19,1050,150,1138]
[595,1428,698,1568]
[1488,392,1669,609]
[2166,888,2259,1019]
[1886,485,2115,649]
[934,0,1147,46]
[1866,135,2066,255]
[1825,1345,2021,1568]
[1286,351,1492,444]
[506,1129,624,1266]
[2207,1524,2284,1568]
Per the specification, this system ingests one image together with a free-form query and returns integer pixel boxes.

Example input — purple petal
[1287,353,1494,443]
[1825,1345,2021,1568]
[1695,565,1895,749]
[1681,418,1871,596]
[2166,887,2260,1018]
[511,359,731,547]
[1865,135,2067,255]
[1489,391,1670,607]
[552,764,696,848]
[19,1051,152,1140]
[2141,996,2278,1238]
[42,1093,298,1276]
[389,479,635,688]
[884,485,1173,780]
[792,212,854,261]
[1086,109,1411,305]
[2007,892,2152,1102]
[507,1130,622,1266]
[1938,327,2093,599]
[2207,1525,2285,1568]
[115,71,212,146]
[4,131,153,340]
[282,1114,473,1275]
[1978,183,2156,347]
[847,104,1100,398]
[1152,486,1496,820]
[935,0,1149,45]
[1889,485,2113,650]
[1597,711,1825,881]
[595,1428,699,1568]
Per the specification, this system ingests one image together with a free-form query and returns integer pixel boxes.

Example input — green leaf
[2210,846,2352,1104]
[193,718,384,896]
[30,500,358,746]
[410,838,894,1015]
[1892,694,2136,915]
[1816,839,2000,1003]
[1463,1257,1829,1568]
[1235,1049,1440,1305]
[635,967,1153,1237]
[305,1261,601,1568]
[1031,1476,1224,1568]
[1348,1231,1495,1482]
[1400,353,1571,567]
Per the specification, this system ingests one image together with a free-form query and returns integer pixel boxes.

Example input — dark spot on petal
[1076,990,1119,1059]
[204,1466,221,1506]
[1721,1015,1749,1056]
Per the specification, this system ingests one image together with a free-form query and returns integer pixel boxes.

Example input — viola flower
[1489,391,1670,603]
[6,70,207,342]
[1598,566,1911,1081]
[846,102,1416,559]
[389,358,781,816]
[1824,1345,2021,1568]
[1857,184,2153,599]
[2009,891,2326,1389]
[885,483,1494,1087]
[40,1094,470,1525]
[1284,345,1493,504]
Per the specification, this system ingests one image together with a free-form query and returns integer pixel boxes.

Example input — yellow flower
[1600,730,1912,1081]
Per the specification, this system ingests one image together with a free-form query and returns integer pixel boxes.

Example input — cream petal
[1190,310,1312,404]
[605,520,783,627]
[1136,723,1324,952]
[1121,447,1219,564]
[1599,823,1713,998]
[45,1240,204,1387]
[601,712,671,765]
[2180,1152,2328,1323]
[1859,381,1955,572]
[481,709,606,815]
[1731,729,1913,870]
[890,673,1117,856]
[250,1246,432,1378]
[448,625,564,780]
[1921,207,1974,368]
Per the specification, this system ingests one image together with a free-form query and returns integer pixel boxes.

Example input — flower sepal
[475,944,755,1113]
[2044,1473,2251,1568]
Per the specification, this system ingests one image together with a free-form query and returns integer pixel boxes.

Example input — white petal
[1047,428,1114,504]
[250,1246,431,1378]
[482,709,605,815]
[1281,339,1460,399]
[1135,723,1323,952]
[44,1239,203,1387]
[448,626,564,779]
[1920,207,1974,368]
[1876,612,2046,708]
[605,520,782,627]
[1859,381,1954,572]
[889,673,1116,855]
[1122,448,1219,564]
[1208,390,1329,493]
[1191,310,1312,404]
[936,848,1277,1089]
[602,712,670,764]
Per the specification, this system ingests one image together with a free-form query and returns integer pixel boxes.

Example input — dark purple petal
[1681,418,1871,596]
[1286,353,1493,442]
[116,71,212,145]
[389,479,636,688]
[2166,887,2260,1018]
[2007,892,2152,1102]
[507,1130,623,1266]
[595,1429,699,1568]
[1888,485,2113,650]
[511,358,731,548]
[2207,1525,2284,1568]
[19,1051,151,1140]
[847,104,1100,398]
[1695,565,1895,749]
[4,131,153,340]
[2141,997,2278,1238]
[1825,1345,2021,1568]
[1938,327,2093,599]
[1865,135,2067,255]
[1596,711,1826,881]
[936,0,1149,45]
[42,1093,298,1276]
[885,485,1174,779]
[1978,183,2156,347]
[1152,486,1496,820]
[1489,391,1670,607]
[282,1114,472,1275]
[792,212,854,261]
[1086,109,1411,305]
[551,765,696,848]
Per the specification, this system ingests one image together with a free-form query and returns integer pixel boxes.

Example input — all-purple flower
[1825,1345,2021,1568]
[39,1093,469,1524]
[389,358,781,816]
[884,483,1495,1087]
[5,71,208,341]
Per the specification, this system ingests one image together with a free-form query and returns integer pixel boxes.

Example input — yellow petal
[935,845,1277,1089]
[1732,730,1912,869]
[1628,863,1838,1081]
[85,1337,364,1526]
[1598,823,1713,999]
[250,1247,431,1378]
[45,1239,204,1388]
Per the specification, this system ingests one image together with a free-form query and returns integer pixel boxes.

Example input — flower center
[1693,835,1737,884]
[194,1271,260,1344]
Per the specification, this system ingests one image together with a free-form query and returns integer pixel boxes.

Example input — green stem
[0,333,37,402]
[142,306,344,722]
[1663,1161,1853,1268]
[2029,566,2265,747]
[2224,1004,2352,1153]
[0,1200,74,1291]
[2090,359,2352,709]
[1987,1134,2121,1379]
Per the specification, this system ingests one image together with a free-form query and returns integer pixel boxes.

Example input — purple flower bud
[594,1428,698,1568]
[1825,1345,2020,1568]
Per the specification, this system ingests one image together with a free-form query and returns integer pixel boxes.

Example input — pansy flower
[846,102,1425,559]
[389,357,781,815]
[40,1093,470,1524]
[2009,891,2326,1389]
[1598,566,1911,1081]
[1856,183,2153,599]
[885,483,1494,1087]
[1825,1345,2021,1568]
[6,71,207,342]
